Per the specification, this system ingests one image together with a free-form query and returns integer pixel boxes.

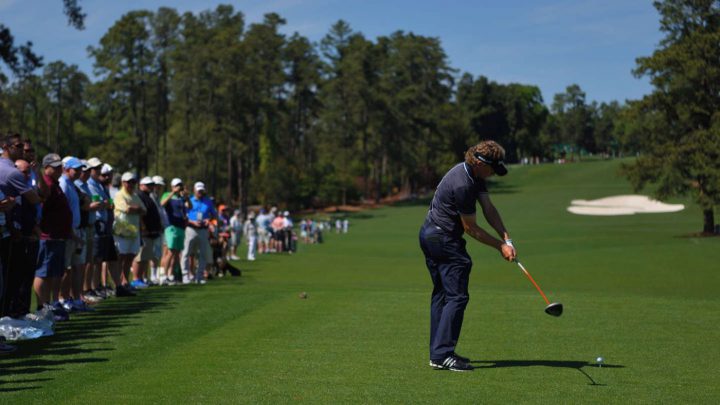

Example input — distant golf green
[1,159,718,403]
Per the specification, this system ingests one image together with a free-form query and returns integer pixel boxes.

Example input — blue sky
[1,0,662,104]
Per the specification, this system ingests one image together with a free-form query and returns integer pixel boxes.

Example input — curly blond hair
[465,140,506,167]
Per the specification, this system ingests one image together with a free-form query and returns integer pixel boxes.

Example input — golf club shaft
[514,260,551,305]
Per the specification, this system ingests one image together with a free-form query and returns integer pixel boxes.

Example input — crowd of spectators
[0,134,353,354]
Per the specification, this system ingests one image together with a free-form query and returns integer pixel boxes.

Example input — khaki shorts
[134,236,161,262]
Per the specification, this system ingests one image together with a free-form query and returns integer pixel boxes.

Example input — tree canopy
[622,0,720,233]
[1,4,635,210]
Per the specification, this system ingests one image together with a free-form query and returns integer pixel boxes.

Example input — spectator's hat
[152,175,165,186]
[234,209,241,216]
[62,156,72,164]
[86,157,103,169]
[248,211,256,219]
[64,157,83,170]
[42,153,63,168]
[171,178,183,187]
[283,211,290,216]
[80,159,90,171]
[140,176,154,185]
[101,163,113,175]
[121,172,137,182]
[194,181,206,191]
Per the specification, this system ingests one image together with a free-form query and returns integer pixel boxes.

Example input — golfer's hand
[500,243,515,262]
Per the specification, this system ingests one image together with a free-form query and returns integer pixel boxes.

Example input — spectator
[151,175,168,284]
[33,153,72,321]
[243,211,257,261]
[182,182,216,284]
[131,177,163,289]
[271,212,285,253]
[217,205,232,260]
[300,218,309,244]
[113,172,146,291]
[5,157,40,318]
[229,209,243,260]
[86,157,125,297]
[335,218,342,234]
[343,218,349,234]
[76,160,104,304]
[282,211,295,253]
[58,157,91,312]
[0,134,44,319]
[255,208,271,254]
[99,164,131,296]
[0,183,14,353]
[161,178,191,285]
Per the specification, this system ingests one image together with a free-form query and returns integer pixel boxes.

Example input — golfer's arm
[478,194,510,240]
[460,214,504,250]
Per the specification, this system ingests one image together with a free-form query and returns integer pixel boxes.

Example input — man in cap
[419,140,516,372]
[182,181,216,284]
[229,209,243,260]
[97,163,131,296]
[74,159,106,304]
[150,175,168,283]
[282,211,296,253]
[34,153,73,321]
[255,208,271,254]
[58,157,92,312]
[85,158,115,297]
[243,211,257,261]
[161,178,191,285]
[131,177,163,288]
[114,172,146,290]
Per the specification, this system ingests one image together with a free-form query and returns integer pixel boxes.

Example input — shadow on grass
[0,378,51,392]
[0,286,185,392]
[471,359,624,386]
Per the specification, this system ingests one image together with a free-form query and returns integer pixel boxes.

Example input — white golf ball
[596,356,604,363]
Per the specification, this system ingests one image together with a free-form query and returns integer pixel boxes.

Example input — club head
[545,302,563,317]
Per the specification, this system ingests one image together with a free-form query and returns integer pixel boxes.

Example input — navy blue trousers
[419,221,472,361]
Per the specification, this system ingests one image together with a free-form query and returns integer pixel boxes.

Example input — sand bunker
[567,195,685,216]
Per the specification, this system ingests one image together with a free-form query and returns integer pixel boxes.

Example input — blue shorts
[35,239,66,278]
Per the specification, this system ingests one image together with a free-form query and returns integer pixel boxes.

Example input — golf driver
[513,259,563,317]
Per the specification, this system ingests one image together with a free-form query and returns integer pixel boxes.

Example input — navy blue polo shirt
[426,162,488,238]
[163,192,187,228]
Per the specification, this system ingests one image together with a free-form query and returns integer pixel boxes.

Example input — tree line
[0,5,634,209]
[2,2,717,234]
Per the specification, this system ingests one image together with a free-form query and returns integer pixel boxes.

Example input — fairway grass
[1,159,719,403]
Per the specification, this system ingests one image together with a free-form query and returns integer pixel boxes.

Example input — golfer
[419,140,516,372]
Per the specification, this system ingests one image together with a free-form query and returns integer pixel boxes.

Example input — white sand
[567,195,685,216]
